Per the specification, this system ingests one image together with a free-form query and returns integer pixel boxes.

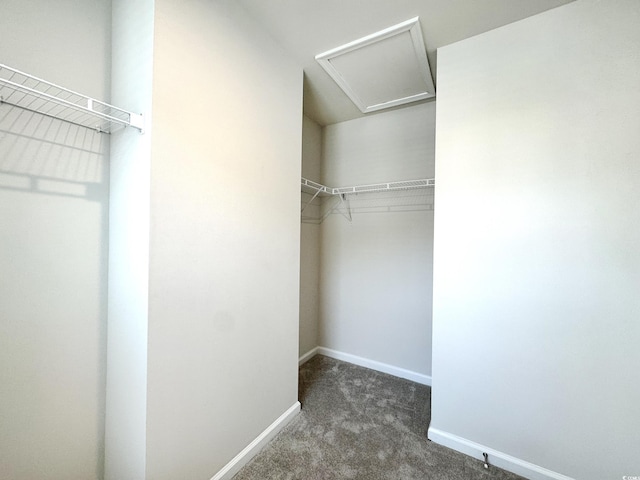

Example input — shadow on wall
[0,103,107,199]
[0,102,109,480]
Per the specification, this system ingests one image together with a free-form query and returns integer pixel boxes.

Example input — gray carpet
[232,355,526,480]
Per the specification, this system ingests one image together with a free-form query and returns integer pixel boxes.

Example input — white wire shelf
[301,177,434,196]
[332,178,435,194]
[301,177,332,195]
[0,63,143,134]
[301,176,435,222]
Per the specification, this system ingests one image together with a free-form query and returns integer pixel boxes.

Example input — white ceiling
[238,0,575,126]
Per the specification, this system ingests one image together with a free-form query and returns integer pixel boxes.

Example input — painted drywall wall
[0,1,111,479]
[300,115,322,358]
[430,1,640,479]
[320,102,435,379]
[144,1,302,478]
[104,1,154,479]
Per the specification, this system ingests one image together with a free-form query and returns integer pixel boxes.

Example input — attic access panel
[315,17,435,114]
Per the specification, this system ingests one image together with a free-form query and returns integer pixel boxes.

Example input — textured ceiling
[239,0,575,126]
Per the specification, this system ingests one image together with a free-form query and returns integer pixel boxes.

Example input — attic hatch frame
[0,63,144,134]
[315,16,435,114]
[301,177,435,223]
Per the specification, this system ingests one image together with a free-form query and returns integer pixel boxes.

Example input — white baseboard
[210,402,301,480]
[298,346,320,365]
[427,428,575,480]
[300,346,431,386]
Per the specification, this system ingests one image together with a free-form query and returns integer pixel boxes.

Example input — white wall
[320,102,435,379]
[144,1,302,478]
[430,1,640,479]
[0,1,111,479]
[105,1,154,479]
[299,115,322,358]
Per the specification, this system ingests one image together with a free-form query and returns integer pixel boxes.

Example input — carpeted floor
[232,355,526,480]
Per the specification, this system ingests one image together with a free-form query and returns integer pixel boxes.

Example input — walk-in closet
[298,102,436,384]
[1,1,639,480]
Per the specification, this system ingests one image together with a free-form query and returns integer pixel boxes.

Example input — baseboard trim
[298,346,320,365]
[210,401,301,480]
[313,347,432,386]
[427,428,575,480]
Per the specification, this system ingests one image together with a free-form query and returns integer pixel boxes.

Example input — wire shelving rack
[301,177,435,222]
[0,63,143,134]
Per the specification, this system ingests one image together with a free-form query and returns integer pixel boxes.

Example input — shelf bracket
[301,187,322,214]
[329,193,352,222]
[339,194,352,222]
